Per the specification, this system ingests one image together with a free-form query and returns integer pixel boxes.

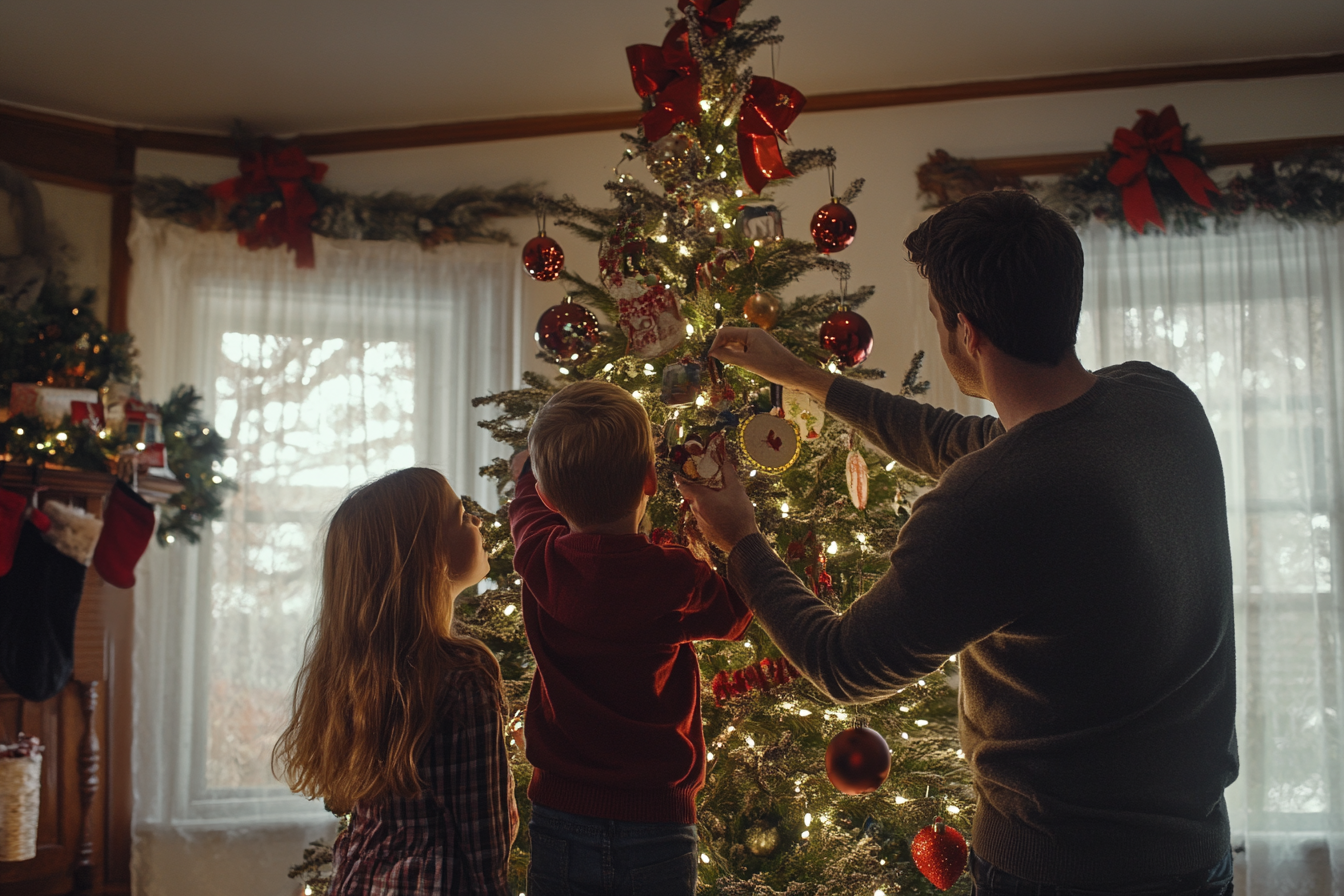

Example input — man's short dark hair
[904,191,1084,365]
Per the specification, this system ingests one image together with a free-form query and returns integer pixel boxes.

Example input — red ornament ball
[522,234,565,281]
[824,726,890,794]
[535,301,599,361]
[910,817,969,891]
[819,309,874,368]
[810,201,857,254]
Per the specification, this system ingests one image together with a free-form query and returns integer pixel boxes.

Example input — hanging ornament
[600,220,685,358]
[810,165,857,254]
[824,726,891,795]
[742,290,780,329]
[534,297,600,362]
[846,444,869,510]
[910,817,969,891]
[781,388,824,441]
[660,357,702,406]
[738,77,806,194]
[736,205,784,243]
[522,210,565,281]
[745,823,781,857]
[678,431,727,488]
[736,384,800,474]
[820,310,874,368]
[647,132,700,187]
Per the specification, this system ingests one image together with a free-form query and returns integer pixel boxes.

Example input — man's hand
[510,448,530,482]
[675,462,760,554]
[710,327,836,403]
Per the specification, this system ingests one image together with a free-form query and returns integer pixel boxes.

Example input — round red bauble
[910,817,968,891]
[810,202,857,254]
[824,726,890,794]
[535,301,599,361]
[819,310,874,368]
[523,234,565,281]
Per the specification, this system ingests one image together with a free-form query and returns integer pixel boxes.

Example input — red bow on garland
[207,143,329,268]
[1105,105,1220,234]
[738,76,806,195]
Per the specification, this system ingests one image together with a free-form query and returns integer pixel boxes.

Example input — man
[677,191,1237,895]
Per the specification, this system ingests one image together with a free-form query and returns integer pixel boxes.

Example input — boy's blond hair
[528,381,653,527]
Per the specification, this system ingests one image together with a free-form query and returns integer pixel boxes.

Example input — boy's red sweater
[510,469,752,824]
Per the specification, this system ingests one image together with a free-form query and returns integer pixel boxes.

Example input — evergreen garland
[135,176,541,248]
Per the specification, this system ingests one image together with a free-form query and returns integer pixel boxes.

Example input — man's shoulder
[1095,360,1201,406]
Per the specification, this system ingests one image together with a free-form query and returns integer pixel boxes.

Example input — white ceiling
[2,0,1342,136]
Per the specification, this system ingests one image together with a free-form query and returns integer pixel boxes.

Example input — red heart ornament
[910,817,968,890]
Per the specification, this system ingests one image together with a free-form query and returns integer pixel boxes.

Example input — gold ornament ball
[745,823,781,857]
[743,291,781,329]
[647,132,699,185]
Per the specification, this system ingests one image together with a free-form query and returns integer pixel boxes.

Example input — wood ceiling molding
[122,51,1344,157]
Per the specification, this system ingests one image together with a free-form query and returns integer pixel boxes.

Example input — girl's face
[444,481,490,595]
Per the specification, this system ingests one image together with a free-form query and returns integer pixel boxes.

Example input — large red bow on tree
[207,143,329,268]
[737,76,806,194]
[1105,105,1219,234]
[626,41,701,143]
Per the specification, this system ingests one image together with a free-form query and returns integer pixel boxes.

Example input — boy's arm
[508,453,567,568]
[680,563,753,642]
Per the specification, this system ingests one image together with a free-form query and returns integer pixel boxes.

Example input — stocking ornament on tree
[910,816,969,890]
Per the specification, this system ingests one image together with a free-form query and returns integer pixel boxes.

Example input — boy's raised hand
[675,461,760,554]
[510,449,530,482]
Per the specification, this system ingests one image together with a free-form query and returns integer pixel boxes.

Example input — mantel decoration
[0,276,233,547]
[136,135,539,268]
[917,105,1344,234]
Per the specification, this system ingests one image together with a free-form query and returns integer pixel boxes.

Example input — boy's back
[511,468,751,823]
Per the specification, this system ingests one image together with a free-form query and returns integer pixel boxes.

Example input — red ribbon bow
[1105,105,1219,234]
[738,76,806,195]
[662,0,740,55]
[625,41,701,143]
[208,144,329,268]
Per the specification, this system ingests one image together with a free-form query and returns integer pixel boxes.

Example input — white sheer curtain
[125,216,523,896]
[1077,217,1344,896]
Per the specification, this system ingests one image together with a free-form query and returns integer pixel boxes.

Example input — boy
[509,380,751,896]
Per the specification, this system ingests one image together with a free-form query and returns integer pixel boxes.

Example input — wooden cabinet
[0,467,133,895]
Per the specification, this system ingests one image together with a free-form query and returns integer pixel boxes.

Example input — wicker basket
[0,753,42,862]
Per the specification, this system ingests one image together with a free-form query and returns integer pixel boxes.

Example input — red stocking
[0,489,28,578]
[93,481,156,589]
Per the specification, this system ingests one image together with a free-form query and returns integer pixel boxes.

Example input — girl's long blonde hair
[273,467,499,811]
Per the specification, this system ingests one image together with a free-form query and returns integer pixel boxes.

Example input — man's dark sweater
[726,362,1238,887]
[511,469,752,824]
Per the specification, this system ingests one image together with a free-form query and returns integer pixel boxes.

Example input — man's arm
[677,464,1013,703]
[709,327,1002,478]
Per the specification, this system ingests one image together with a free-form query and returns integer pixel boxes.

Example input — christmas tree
[289,2,973,893]
[461,2,975,893]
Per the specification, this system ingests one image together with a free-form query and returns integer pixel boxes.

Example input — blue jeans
[971,850,1234,896]
[527,802,699,896]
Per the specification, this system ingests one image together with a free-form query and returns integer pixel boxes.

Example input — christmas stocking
[93,480,155,589]
[0,503,102,703]
[0,488,28,578]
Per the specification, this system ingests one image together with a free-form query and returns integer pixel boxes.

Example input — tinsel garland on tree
[0,278,234,545]
[135,176,541,249]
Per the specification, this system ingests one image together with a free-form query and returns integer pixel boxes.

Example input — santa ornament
[910,817,969,890]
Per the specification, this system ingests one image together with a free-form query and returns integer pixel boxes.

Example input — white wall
[138,71,1344,412]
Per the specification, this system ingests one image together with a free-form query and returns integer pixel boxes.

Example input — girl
[274,468,517,895]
